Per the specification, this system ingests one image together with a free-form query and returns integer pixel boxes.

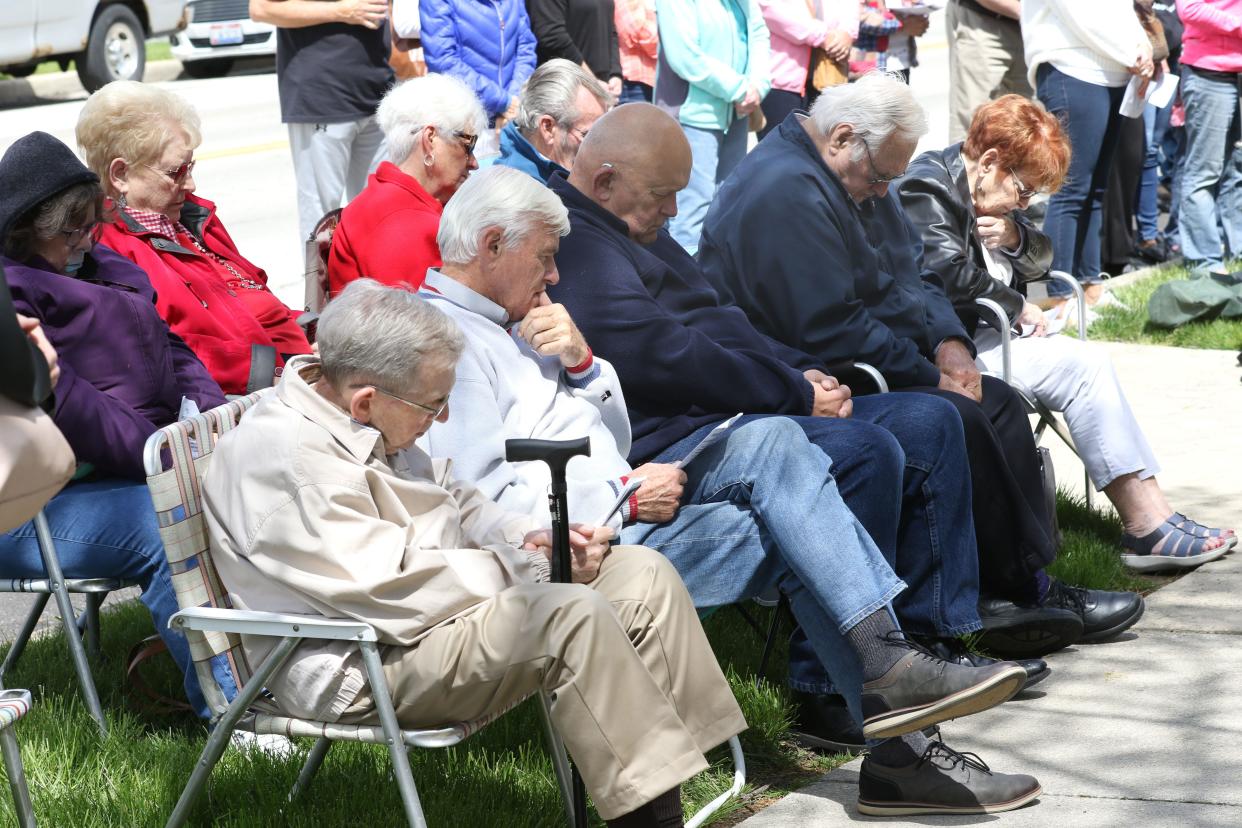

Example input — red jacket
[100,195,311,395]
[328,161,443,296]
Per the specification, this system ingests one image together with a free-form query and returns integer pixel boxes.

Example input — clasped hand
[523,524,615,584]
[805,369,853,418]
[935,339,983,402]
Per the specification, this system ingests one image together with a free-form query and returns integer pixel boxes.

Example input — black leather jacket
[897,143,1053,334]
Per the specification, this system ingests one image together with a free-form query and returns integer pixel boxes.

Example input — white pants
[974,330,1160,490]
[288,117,387,240]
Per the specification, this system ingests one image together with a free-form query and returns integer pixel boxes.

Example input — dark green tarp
[1148,272,1242,328]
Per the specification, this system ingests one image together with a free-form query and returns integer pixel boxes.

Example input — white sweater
[1022,0,1150,88]
[415,270,637,529]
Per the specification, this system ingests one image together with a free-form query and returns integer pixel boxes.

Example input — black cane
[504,436,591,826]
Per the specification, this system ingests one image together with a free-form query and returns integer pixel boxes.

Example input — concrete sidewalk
[741,341,1242,827]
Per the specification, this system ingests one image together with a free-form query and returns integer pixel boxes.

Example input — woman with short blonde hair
[76,81,310,395]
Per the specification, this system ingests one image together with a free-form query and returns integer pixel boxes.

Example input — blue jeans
[669,117,749,255]
[1178,65,1242,273]
[0,478,237,719]
[1136,101,1173,243]
[621,417,905,723]
[618,80,653,105]
[1037,63,1126,295]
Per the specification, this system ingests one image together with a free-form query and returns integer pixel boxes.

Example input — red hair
[963,95,1071,194]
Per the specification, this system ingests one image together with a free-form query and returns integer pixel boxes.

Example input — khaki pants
[342,546,746,820]
[947,1,1033,143]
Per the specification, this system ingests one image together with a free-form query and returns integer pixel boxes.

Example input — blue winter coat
[495,122,565,182]
[421,0,538,117]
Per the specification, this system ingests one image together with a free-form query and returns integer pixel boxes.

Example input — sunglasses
[1010,169,1037,200]
[60,221,104,247]
[144,159,196,184]
[453,130,478,156]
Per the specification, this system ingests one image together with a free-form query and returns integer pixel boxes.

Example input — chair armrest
[850,362,889,395]
[170,606,378,642]
[1046,271,1088,342]
[973,297,1012,383]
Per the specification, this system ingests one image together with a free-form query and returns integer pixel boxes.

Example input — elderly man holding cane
[204,278,748,827]
[416,165,1042,818]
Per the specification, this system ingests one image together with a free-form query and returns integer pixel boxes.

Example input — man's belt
[957,0,1017,23]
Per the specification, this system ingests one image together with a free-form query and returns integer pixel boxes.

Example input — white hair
[437,166,569,266]
[515,59,611,134]
[377,74,487,165]
[316,279,464,391]
[809,71,928,159]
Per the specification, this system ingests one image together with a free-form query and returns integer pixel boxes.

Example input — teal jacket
[655,0,771,132]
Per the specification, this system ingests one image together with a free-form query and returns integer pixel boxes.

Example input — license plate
[208,22,244,46]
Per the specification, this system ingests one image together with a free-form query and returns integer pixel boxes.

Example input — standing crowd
[2,0,1240,825]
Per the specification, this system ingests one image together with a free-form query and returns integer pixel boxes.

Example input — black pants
[909,375,1057,599]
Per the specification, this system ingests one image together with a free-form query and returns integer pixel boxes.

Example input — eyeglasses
[1009,169,1037,200]
[60,221,103,247]
[144,159,196,184]
[859,139,902,185]
[351,384,448,418]
[453,131,478,157]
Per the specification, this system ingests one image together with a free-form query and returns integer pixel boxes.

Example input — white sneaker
[230,729,297,759]
[1091,290,1128,310]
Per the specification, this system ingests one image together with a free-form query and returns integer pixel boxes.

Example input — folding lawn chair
[143,396,745,828]
[0,686,35,827]
[0,509,137,736]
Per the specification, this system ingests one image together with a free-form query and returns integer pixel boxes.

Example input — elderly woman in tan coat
[201,278,746,826]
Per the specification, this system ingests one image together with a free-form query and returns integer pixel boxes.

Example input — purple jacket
[4,244,225,480]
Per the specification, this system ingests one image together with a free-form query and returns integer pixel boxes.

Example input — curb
[0,60,184,108]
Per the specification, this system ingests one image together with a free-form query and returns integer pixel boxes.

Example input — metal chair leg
[757,594,789,678]
[0,595,50,679]
[358,641,427,828]
[83,593,104,661]
[32,513,107,737]
[0,724,34,828]
[289,737,332,801]
[538,693,576,828]
[165,636,301,828]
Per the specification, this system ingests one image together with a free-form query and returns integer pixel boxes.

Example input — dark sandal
[1121,522,1231,573]
[1169,513,1236,548]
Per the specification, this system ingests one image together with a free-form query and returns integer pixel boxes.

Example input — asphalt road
[0,17,951,642]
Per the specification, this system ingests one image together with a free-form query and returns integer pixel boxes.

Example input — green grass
[1089,263,1242,350]
[0,40,173,80]
[0,494,1145,826]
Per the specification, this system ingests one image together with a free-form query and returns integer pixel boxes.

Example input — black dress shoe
[976,597,1084,658]
[790,691,865,754]
[1042,579,1145,642]
[911,635,1050,691]
[858,739,1042,816]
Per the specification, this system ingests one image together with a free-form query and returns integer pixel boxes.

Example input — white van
[0,1,187,92]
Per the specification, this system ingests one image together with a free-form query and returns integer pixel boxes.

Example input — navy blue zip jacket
[698,114,972,390]
[547,172,819,464]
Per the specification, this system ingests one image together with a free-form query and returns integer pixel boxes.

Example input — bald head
[568,104,692,244]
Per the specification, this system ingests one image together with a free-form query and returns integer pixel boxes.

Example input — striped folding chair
[142,394,579,828]
[0,687,35,827]
[0,509,137,736]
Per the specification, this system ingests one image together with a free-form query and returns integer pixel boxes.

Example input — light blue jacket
[654,0,771,132]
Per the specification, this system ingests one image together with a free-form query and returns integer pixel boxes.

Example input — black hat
[0,131,100,243]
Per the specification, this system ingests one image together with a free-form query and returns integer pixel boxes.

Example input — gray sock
[846,608,905,682]
[867,730,931,768]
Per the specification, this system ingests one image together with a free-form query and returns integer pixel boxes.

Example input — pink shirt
[760,0,860,94]
[1178,0,1242,73]
[615,0,658,86]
